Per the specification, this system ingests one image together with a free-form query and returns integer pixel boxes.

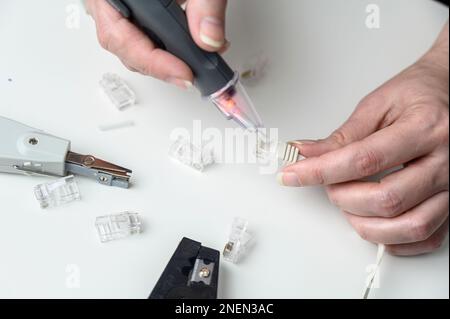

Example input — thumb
[290,94,392,158]
[186,0,228,51]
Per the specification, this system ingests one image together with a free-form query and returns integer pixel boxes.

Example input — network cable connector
[240,53,269,86]
[223,217,252,264]
[34,175,81,209]
[95,212,142,243]
[256,137,303,167]
[100,73,136,110]
[169,136,215,172]
[278,143,303,165]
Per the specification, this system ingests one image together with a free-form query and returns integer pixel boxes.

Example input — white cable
[363,244,386,299]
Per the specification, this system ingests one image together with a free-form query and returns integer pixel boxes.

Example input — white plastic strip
[98,120,135,132]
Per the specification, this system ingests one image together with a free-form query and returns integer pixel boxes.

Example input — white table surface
[0,0,448,299]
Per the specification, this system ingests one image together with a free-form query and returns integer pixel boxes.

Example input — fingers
[290,93,394,158]
[344,191,449,245]
[88,0,193,88]
[326,151,449,217]
[186,0,228,51]
[280,115,439,187]
[386,218,449,256]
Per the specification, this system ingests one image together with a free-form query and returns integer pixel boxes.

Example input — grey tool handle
[107,0,235,97]
[0,117,70,177]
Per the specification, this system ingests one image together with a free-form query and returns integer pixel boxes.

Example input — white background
[0,0,448,298]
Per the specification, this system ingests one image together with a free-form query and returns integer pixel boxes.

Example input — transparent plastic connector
[100,73,136,110]
[223,217,252,264]
[256,135,304,167]
[169,136,215,172]
[255,134,277,161]
[95,212,142,243]
[240,53,269,86]
[34,175,81,209]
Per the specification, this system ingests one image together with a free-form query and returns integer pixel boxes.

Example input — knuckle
[354,224,370,241]
[97,29,112,51]
[122,62,138,73]
[377,188,403,217]
[326,187,340,206]
[434,112,450,146]
[428,236,444,252]
[139,53,159,77]
[384,245,399,256]
[312,166,326,185]
[408,218,433,242]
[140,63,154,76]
[330,130,350,147]
[354,148,384,178]
[410,105,447,140]
[358,93,386,111]
[428,155,449,192]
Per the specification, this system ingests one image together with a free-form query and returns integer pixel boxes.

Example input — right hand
[86,0,229,89]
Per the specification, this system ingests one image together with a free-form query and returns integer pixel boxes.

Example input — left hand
[278,22,449,256]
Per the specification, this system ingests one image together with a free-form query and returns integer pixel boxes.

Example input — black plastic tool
[107,0,234,97]
[149,237,220,299]
[106,0,264,131]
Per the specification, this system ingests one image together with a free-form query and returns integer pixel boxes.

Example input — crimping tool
[0,116,132,188]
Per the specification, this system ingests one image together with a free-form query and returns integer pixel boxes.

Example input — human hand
[278,22,449,256]
[86,0,228,89]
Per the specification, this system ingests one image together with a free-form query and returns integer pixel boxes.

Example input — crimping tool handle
[0,117,70,176]
[107,0,235,97]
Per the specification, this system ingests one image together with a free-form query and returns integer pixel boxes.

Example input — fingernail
[200,17,225,48]
[167,78,193,90]
[184,80,194,91]
[218,39,231,54]
[277,172,302,187]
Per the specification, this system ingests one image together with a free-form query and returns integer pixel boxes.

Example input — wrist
[421,22,449,73]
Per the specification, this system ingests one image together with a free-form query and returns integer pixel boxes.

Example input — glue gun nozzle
[210,73,264,132]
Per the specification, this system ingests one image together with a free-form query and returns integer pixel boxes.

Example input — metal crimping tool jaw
[0,116,132,188]
[149,238,220,299]
[65,152,132,188]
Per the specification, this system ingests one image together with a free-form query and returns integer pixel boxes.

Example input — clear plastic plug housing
[169,136,215,172]
[34,175,81,209]
[223,217,252,264]
[256,136,304,167]
[240,53,269,86]
[100,73,136,110]
[210,73,263,132]
[95,212,142,243]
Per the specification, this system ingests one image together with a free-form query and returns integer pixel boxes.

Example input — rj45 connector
[34,175,81,209]
[95,212,142,243]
